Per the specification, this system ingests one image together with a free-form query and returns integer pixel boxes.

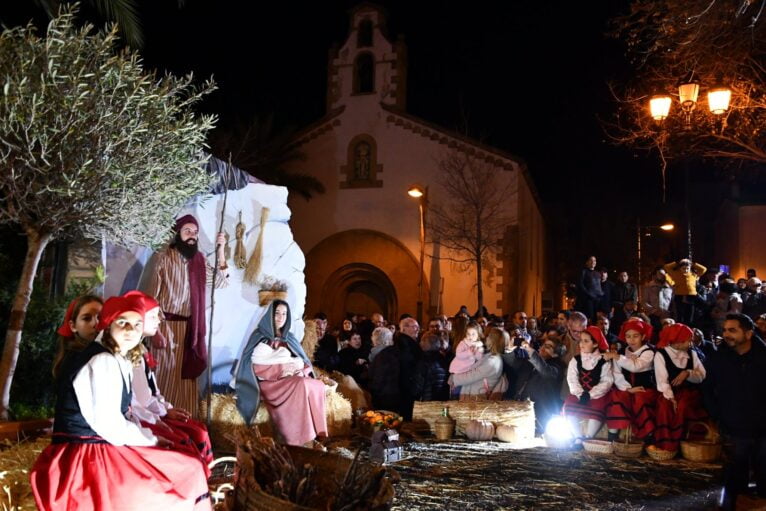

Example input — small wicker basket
[646,444,677,461]
[258,290,289,306]
[680,422,721,463]
[582,439,614,455]
[434,415,456,441]
[613,441,644,458]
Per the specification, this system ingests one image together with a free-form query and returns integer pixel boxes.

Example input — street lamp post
[407,184,428,326]
[648,74,731,259]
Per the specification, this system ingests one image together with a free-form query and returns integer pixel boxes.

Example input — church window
[357,20,373,47]
[354,53,375,94]
[341,134,383,189]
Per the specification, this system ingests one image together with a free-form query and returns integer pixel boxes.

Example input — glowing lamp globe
[708,86,732,115]
[678,80,700,108]
[649,95,672,121]
[407,185,425,198]
[660,223,674,231]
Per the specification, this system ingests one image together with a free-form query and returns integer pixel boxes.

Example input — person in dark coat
[413,333,450,401]
[576,256,603,322]
[703,313,766,510]
[597,267,615,317]
[338,332,368,386]
[503,336,565,435]
[395,317,423,420]
[367,327,400,411]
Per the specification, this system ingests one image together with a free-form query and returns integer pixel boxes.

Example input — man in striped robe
[146,215,228,418]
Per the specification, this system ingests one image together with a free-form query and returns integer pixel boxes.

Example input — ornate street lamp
[649,95,672,121]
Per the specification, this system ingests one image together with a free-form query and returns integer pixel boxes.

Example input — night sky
[2,1,733,281]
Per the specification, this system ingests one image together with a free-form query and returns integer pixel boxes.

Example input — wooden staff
[206,155,231,427]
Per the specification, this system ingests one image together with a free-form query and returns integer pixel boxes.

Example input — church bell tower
[326,3,408,112]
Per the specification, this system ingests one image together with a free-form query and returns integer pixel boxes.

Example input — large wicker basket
[680,422,721,463]
[646,444,677,461]
[613,441,644,458]
[582,439,614,455]
[234,445,394,511]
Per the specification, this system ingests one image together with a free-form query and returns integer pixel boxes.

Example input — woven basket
[258,290,288,306]
[613,441,644,458]
[582,439,614,455]
[434,416,456,440]
[646,445,677,461]
[680,422,721,463]
[234,445,394,511]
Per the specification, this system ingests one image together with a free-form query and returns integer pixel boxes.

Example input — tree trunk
[476,253,484,314]
[0,228,52,420]
[476,216,483,314]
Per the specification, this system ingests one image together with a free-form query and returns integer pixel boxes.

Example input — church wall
[287,105,528,320]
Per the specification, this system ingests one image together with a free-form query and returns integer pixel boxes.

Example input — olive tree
[0,10,216,419]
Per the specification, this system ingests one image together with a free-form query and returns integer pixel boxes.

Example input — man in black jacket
[395,317,423,421]
[503,337,565,435]
[703,313,766,510]
[576,256,603,322]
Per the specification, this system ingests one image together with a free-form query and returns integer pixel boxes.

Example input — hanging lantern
[708,85,732,115]
[649,95,672,121]
[678,72,700,109]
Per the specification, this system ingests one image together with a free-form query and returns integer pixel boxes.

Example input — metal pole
[684,160,693,260]
[417,198,425,325]
[637,218,642,287]
[206,159,230,427]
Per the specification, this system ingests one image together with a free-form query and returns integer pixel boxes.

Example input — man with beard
[145,214,228,417]
[704,313,766,510]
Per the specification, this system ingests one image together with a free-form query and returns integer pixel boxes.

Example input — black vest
[575,355,606,391]
[658,348,695,387]
[620,346,656,388]
[53,343,131,444]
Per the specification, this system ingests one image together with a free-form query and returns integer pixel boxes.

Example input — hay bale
[202,385,354,452]
[0,437,50,510]
[325,389,353,437]
[200,394,272,453]
[412,400,535,441]
[302,319,319,361]
[327,371,370,411]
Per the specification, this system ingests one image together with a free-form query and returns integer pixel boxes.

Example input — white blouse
[131,359,171,425]
[567,352,614,400]
[654,347,706,400]
[613,345,655,391]
[72,351,157,446]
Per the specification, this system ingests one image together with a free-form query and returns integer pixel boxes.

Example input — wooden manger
[412,400,535,442]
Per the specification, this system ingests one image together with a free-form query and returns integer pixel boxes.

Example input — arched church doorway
[304,229,427,327]
[321,263,397,323]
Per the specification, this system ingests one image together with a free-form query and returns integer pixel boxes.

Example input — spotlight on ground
[544,416,576,449]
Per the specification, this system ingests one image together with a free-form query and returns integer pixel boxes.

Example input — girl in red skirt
[652,323,707,453]
[605,319,658,441]
[31,294,211,511]
[124,291,213,471]
[563,326,614,439]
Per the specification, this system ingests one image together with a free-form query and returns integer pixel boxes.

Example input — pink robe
[253,363,328,446]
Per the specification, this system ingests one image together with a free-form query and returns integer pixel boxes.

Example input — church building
[285,3,547,325]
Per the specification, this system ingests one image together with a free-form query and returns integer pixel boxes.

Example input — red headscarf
[618,319,653,343]
[97,295,146,332]
[57,298,79,337]
[657,323,694,349]
[174,214,198,232]
[123,290,160,313]
[584,326,609,352]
